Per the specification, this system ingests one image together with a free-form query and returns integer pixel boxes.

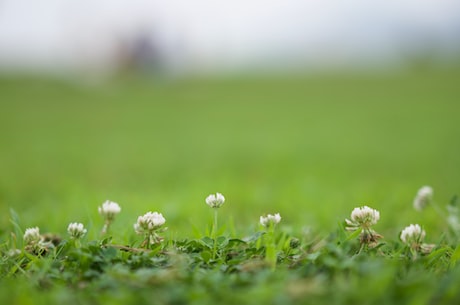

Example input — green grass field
[1,69,460,304]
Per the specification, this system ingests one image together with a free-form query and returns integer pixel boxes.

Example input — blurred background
[1,0,460,75]
[1,0,460,240]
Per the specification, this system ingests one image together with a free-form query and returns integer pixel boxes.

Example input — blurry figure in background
[114,29,162,76]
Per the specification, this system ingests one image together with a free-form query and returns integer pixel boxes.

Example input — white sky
[0,0,459,72]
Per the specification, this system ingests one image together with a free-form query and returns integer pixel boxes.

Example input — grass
[1,68,460,304]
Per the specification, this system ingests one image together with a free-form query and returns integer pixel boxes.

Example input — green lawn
[1,69,460,304]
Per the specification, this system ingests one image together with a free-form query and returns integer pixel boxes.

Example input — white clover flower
[447,215,460,232]
[22,227,53,253]
[98,200,121,219]
[205,193,225,208]
[400,224,426,246]
[345,206,380,231]
[134,211,166,235]
[98,200,121,234]
[260,213,282,227]
[23,227,41,245]
[67,222,87,239]
[7,249,21,257]
[413,186,433,211]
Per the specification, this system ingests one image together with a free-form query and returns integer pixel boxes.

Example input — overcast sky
[0,0,459,72]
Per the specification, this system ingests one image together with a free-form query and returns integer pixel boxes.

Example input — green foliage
[2,203,460,305]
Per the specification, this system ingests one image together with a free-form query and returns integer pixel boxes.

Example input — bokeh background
[1,0,460,240]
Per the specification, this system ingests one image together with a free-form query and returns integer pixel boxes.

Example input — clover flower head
[345,206,380,231]
[22,227,53,254]
[400,224,426,246]
[448,214,460,232]
[260,213,282,227]
[7,249,21,257]
[413,186,433,211]
[205,192,225,208]
[98,200,121,219]
[67,222,87,239]
[23,227,41,245]
[134,211,166,235]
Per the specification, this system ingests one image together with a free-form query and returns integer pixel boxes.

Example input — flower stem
[101,220,111,235]
[431,201,447,219]
[142,235,149,249]
[265,224,277,270]
[212,209,218,260]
